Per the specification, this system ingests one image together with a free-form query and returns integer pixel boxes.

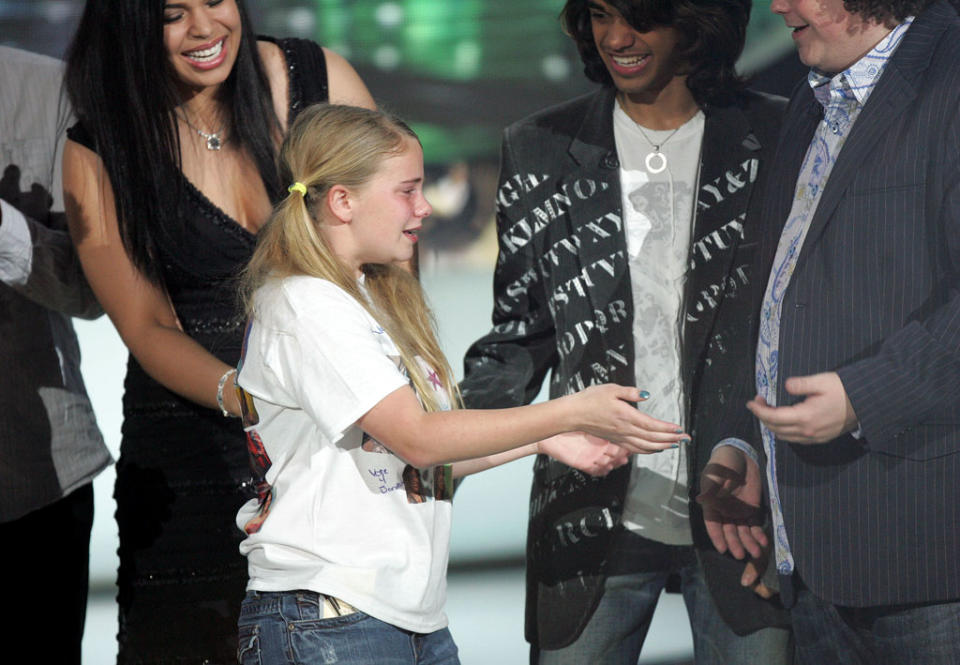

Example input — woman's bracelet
[217,367,238,418]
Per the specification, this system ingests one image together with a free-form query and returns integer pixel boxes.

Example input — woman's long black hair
[64,0,280,283]
[560,0,752,108]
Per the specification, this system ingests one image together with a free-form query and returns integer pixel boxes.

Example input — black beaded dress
[69,38,329,664]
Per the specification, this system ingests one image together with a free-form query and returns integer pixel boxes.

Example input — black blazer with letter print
[461,86,788,648]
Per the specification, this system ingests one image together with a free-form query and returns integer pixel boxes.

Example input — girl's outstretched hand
[569,384,688,454]
[538,432,631,476]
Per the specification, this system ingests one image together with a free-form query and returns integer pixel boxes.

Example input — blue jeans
[791,580,960,665]
[535,543,792,665]
[237,590,461,665]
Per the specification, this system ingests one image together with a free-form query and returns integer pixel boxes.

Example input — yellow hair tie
[288,182,307,196]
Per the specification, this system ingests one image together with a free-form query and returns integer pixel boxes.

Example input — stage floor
[82,566,695,664]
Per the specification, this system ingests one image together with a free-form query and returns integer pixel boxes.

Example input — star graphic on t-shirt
[428,370,442,389]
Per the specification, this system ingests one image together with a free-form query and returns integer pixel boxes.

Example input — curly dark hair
[843,0,933,22]
[560,0,752,107]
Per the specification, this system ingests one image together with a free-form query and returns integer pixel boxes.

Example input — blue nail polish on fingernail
[675,428,683,434]
[670,444,680,449]
[680,438,690,445]
[639,390,650,399]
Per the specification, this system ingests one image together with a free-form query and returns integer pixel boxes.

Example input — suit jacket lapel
[683,103,763,358]
[795,8,941,267]
[564,89,633,352]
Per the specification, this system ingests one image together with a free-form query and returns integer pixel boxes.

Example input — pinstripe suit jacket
[462,87,788,647]
[760,0,960,607]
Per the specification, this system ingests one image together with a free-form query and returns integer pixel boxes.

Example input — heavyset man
[706,1,960,663]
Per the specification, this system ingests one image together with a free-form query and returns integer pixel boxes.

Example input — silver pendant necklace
[196,127,225,151]
[177,111,226,151]
[634,123,681,175]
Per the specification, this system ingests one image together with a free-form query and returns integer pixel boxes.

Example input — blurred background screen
[2,0,804,265]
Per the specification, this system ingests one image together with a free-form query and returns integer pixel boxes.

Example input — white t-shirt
[613,103,705,546]
[235,275,454,633]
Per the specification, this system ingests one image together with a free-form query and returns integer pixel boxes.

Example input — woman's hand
[567,384,688,454]
[538,432,631,476]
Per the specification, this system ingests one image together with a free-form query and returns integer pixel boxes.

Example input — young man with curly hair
[461,1,792,662]
[704,0,960,662]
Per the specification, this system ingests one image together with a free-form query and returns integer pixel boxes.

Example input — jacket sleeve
[0,199,102,319]
[836,159,960,450]
[834,85,960,450]
[460,128,558,409]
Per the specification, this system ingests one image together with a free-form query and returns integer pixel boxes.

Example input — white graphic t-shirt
[614,104,705,545]
[235,275,453,633]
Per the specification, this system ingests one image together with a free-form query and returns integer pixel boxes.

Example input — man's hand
[747,371,858,444]
[0,164,54,224]
[740,558,776,600]
[696,445,767,560]
[697,445,778,599]
[538,432,631,477]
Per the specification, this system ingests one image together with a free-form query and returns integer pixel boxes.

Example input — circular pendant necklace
[634,123,681,175]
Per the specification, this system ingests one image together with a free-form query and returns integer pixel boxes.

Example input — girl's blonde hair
[242,104,459,412]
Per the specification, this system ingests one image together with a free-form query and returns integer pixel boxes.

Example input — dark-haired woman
[62,0,374,661]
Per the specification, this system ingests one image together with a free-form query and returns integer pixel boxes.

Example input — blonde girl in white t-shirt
[234,104,689,665]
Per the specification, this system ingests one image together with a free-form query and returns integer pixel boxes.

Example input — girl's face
[163,0,242,95]
[348,138,432,273]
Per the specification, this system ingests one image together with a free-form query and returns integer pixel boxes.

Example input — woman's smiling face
[163,0,242,94]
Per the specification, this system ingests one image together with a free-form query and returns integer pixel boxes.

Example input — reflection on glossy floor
[83,567,694,664]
